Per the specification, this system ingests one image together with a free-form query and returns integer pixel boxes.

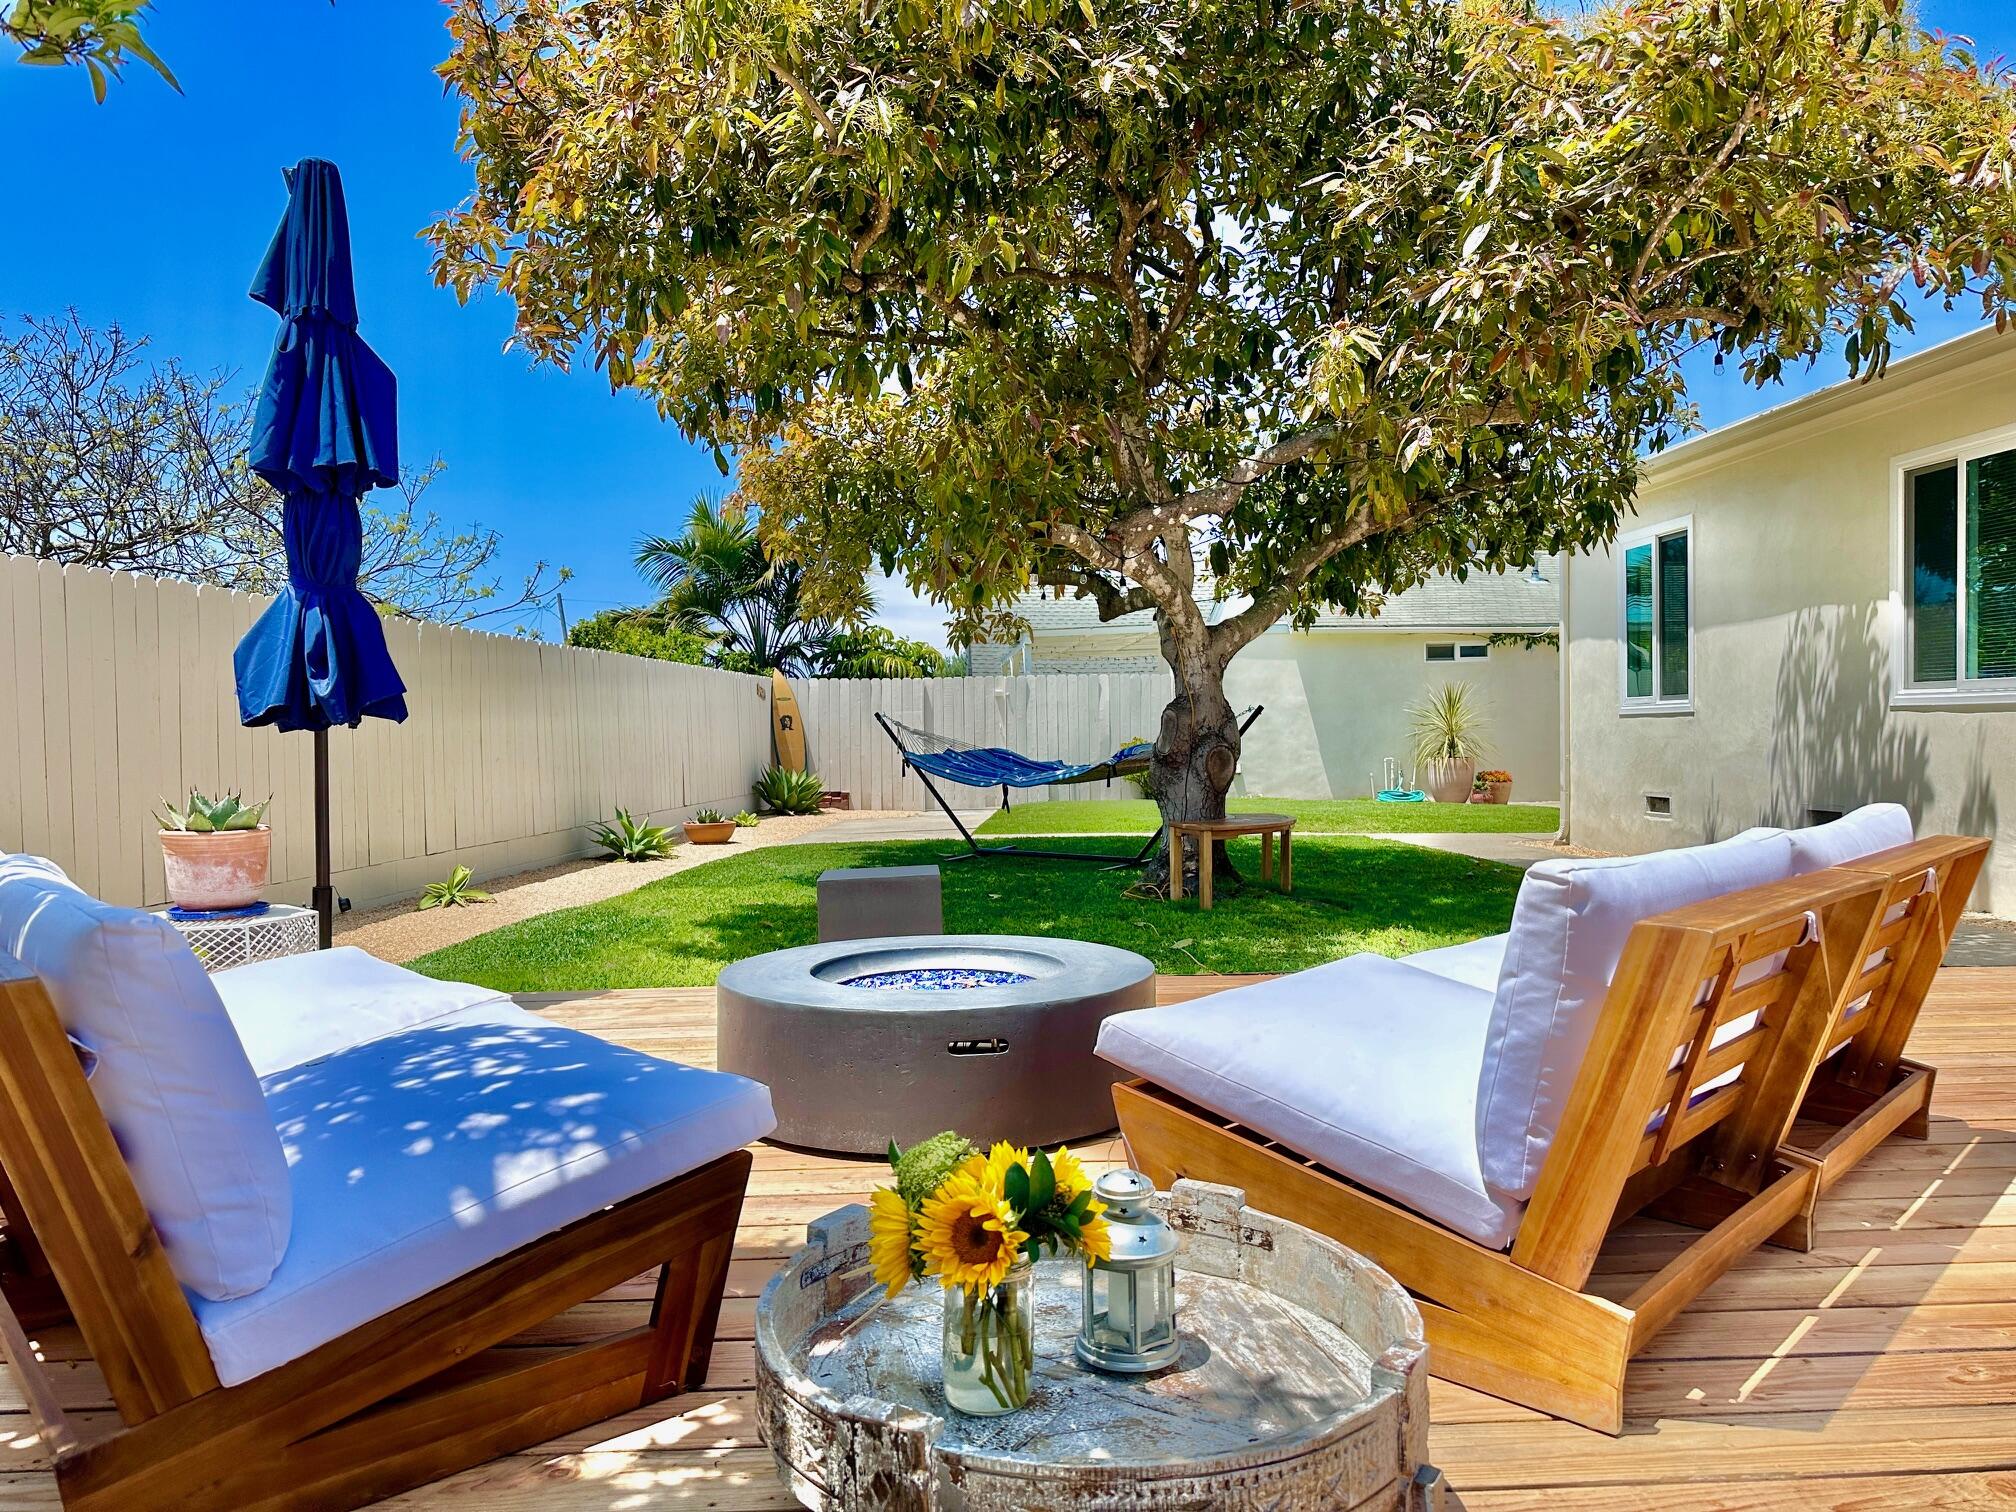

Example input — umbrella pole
[313,728,333,949]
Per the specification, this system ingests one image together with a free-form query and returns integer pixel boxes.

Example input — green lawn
[408,836,1522,993]
[975,796,1557,837]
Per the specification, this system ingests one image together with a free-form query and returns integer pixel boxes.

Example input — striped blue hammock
[885,719,1153,789]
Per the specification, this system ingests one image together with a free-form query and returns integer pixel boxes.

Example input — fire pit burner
[842,966,1035,991]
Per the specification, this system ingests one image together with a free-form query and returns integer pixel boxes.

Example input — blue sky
[3,0,2011,644]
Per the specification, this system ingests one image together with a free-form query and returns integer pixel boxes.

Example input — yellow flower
[1078,1203,1112,1265]
[982,1141,1031,1189]
[917,1169,1029,1291]
[1048,1145,1093,1199]
[868,1187,917,1297]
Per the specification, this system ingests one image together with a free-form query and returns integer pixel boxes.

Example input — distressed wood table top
[755,1180,1438,1510]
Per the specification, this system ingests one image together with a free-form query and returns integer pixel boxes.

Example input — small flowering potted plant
[870,1132,1111,1417]
[1472,770,1514,805]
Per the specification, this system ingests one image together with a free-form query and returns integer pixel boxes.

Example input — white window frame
[1890,421,2016,710]
[1425,643,1456,662]
[1617,514,1694,716]
[1458,642,1489,660]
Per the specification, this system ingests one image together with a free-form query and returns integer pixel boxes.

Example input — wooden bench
[1116,850,1981,1434]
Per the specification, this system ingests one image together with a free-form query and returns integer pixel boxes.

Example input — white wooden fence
[0,554,774,912]
[790,673,1175,812]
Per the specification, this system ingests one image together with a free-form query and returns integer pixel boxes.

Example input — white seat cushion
[0,854,290,1301]
[1096,956,1522,1248]
[214,946,511,1077]
[190,1003,775,1386]
[1404,932,1508,994]
[1785,803,1915,874]
[1478,827,1795,1199]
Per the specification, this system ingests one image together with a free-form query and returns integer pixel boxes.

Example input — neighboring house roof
[985,557,1560,642]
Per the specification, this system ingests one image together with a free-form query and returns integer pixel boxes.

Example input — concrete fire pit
[716,934,1155,1153]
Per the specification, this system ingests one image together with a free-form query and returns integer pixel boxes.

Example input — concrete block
[817,864,943,942]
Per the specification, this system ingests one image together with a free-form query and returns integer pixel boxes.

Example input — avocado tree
[434,0,2016,887]
[5,0,174,97]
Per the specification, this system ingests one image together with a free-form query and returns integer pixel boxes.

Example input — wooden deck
[7,971,2016,1509]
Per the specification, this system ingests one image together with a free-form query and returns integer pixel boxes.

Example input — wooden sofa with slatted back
[0,951,752,1512]
[1111,863,1900,1435]
[1779,835,1989,1202]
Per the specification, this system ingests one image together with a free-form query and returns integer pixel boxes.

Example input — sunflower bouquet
[868,1132,1111,1415]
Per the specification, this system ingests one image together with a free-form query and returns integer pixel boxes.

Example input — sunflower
[917,1169,1029,1291]
[981,1141,1031,1189]
[1048,1145,1093,1200]
[1077,1205,1113,1265]
[868,1187,918,1297]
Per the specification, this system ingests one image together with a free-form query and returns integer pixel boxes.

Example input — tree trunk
[1140,634,1241,896]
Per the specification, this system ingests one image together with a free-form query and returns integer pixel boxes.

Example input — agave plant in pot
[1407,684,1489,804]
[155,792,272,911]
[684,808,738,844]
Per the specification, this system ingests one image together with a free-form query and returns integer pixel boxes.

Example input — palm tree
[634,496,865,675]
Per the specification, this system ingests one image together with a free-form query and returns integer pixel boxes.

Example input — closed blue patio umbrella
[233,158,407,946]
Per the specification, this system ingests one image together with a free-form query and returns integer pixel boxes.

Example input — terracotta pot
[684,821,738,845]
[1421,759,1477,805]
[1479,780,1513,806]
[160,828,272,911]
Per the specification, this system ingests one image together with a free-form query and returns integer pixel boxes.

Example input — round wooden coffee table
[1167,813,1295,909]
[755,1180,1443,1510]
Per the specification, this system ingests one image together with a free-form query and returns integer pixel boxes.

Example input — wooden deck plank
[7,968,2013,1508]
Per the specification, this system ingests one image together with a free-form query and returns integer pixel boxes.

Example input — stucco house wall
[1223,632,1559,801]
[974,572,1564,801]
[1565,328,2016,913]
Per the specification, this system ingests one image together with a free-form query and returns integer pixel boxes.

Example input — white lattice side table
[153,904,320,973]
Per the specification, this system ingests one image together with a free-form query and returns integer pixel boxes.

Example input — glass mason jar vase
[941,1261,1035,1415]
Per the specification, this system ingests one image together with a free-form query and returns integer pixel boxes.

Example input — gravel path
[338,812,854,964]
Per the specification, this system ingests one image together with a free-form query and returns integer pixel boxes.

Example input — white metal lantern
[1075,1169,1180,1373]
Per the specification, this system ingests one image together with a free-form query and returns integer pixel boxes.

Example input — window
[1900,436,2016,699]
[1619,518,1691,711]
[1458,643,1489,660]
[1425,643,1455,661]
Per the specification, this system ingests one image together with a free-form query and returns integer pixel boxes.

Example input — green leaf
[1027,1150,1055,1211]
[1003,1161,1030,1214]
[887,1138,903,1170]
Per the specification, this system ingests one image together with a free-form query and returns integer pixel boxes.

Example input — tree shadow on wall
[1764,604,1996,846]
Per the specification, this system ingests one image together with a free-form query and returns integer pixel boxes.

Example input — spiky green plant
[753,765,825,815]
[590,808,675,861]
[1407,683,1490,768]
[418,865,490,909]
[733,810,760,828]
[155,791,269,833]
[691,808,728,825]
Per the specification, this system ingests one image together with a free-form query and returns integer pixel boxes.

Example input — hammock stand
[876,706,1265,866]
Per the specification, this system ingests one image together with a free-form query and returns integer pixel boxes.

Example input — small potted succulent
[683,808,738,845]
[155,791,272,911]
[1473,770,1515,805]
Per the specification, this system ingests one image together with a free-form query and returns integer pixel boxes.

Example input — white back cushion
[1786,803,1915,875]
[0,855,291,1300]
[213,946,510,1077]
[1476,828,1795,1198]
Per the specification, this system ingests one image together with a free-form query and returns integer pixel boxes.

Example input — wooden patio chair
[0,952,753,1512]
[1111,865,1896,1434]
[1778,835,1990,1214]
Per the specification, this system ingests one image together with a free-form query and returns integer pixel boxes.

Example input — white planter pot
[1421,759,1477,805]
